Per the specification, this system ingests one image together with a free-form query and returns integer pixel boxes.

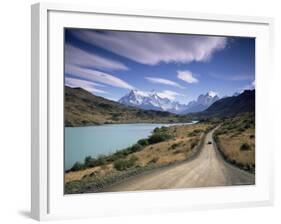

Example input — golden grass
[65,164,114,183]
[65,123,211,183]
[217,128,255,166]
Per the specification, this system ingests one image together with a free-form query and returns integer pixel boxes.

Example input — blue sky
[64,28,255,104]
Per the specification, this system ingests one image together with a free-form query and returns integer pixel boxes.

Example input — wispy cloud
[177,70,199,83]
[70,30,227,65]
[145,77,184,88]
[157,90,183,100]
[65,44,128,71]
[65,64,135,90]
[65,77,108,94]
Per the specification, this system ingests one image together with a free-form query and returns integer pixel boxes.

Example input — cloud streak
[157,90,182,100]
[65,64,135,90]
[145,77,184,88]
[65,77,108,94]
[70,30,227,65]
[177,70,199,83]
[65,44,128,71]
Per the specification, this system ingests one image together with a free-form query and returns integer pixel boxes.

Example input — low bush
[129,143,143,153]
[153,126,169,134]
[169,142,181,150]
[153,127,160,133]
[148,133,172,144]
[137,138,149,146]
[188,129,202,137]
[240,143,251,151]
[113,156,138,171]
[70,162,85,171]
[111,148,131,160]
[84,156,92,167]
[95,155,107,166]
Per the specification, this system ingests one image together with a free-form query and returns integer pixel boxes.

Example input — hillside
[213,113,255,173]
[64,86,191,127]
[197,90,255,118]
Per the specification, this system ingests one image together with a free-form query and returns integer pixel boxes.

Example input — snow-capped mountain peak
[119,90,187,113]
[119,90,220,114]
[182,92,220,114]
[207,91,218,97]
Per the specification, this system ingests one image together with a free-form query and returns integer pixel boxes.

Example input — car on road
[207,141,212,144]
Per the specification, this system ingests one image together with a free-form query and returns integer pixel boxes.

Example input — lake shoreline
[65,121,198,170]
[65,120,196,128]
[64,123,214,193]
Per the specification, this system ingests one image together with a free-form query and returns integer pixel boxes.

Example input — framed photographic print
[31,2,274,221]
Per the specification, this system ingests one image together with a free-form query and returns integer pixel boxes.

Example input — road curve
[103,127,255,192]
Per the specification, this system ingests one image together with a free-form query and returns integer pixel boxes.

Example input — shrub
[240,143,251,151]
[70,162,84,171]
[153,127,160,133]
[87,158,99,167]
[153,126,168,134]
[130,155,138,162]
[188,132,196,137]
[112,148,131,160]
[96,155,107,166]
[130,143,143,153]
[137,138,149,146]
[113,156,137,171]
[80,154,108,168]
[113,159,128,171]
[148,133,171,144]
[169,142,181,150]
[188,129,203,137]
[84,156,92,167]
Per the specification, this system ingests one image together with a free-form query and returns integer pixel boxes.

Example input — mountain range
[118,90,186,113]
[64,86,191,127]
[118,90,220,114]
[198,89,255,117]
[65,86,255,126]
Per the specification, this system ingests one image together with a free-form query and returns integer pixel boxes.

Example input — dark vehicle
[207,141,212,144]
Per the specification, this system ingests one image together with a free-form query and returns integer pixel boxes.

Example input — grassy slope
[65,123,213,193]
[65,86,191,126]
[213,113,255,172]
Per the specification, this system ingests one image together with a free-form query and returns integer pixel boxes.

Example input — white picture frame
[31,2,274,221]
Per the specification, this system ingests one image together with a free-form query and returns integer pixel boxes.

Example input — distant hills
[65,86,255,126]
[118,90,220,114]
[65,86,191,127]
[198,90,255,117]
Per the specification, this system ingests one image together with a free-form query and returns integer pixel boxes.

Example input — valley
[64,86,255,194]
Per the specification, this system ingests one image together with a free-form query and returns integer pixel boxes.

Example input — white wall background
[0,0,279,223]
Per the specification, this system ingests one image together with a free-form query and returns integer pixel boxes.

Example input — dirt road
[104,127,255,192]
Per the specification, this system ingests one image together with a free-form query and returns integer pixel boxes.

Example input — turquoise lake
[65,122,196,170]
